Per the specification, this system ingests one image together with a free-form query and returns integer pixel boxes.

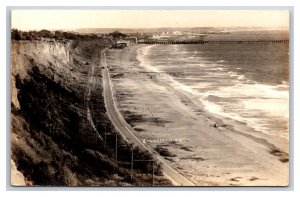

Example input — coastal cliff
[10,40,170,186]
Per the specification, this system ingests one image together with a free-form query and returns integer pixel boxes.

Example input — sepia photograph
[10,9,289,187]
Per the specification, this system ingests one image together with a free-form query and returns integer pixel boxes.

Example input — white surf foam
[136,45,289,139]
[200,81,289,138]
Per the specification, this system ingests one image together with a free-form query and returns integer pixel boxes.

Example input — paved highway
[100,49,194,186]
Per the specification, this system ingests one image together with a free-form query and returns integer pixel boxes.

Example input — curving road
[101,49,194,186]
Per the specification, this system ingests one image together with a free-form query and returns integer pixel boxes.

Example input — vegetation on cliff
[11,31,170,186]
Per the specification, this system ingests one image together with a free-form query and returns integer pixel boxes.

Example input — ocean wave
[237,75,246,80]
[137,44,289,139]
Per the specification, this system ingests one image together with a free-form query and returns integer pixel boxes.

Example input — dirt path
[86,51,103,141]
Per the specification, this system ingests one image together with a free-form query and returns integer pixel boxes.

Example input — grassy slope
[11,39,171,186]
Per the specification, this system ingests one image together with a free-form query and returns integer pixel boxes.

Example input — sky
[11,10,289,30]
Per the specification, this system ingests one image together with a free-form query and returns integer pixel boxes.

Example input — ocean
[136,34,289,139]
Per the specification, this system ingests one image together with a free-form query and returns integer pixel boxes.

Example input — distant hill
[74,27,288,34]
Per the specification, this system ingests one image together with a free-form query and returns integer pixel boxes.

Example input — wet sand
[105,45,289,186]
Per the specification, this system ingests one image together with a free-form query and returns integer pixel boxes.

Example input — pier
[142,40,289,45]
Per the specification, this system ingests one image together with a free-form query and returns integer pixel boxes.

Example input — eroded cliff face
[11,40,105,186]
[11,41,71,110]
[10,40,170,186]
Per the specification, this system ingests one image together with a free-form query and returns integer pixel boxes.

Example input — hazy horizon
[12,10,289,31]
[11,26,290,33]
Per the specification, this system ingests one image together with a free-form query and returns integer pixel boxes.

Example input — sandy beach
[105,44,289,186]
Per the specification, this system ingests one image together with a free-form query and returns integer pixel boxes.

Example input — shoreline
[106,44,289,186]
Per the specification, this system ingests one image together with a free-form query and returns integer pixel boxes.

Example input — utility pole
[152,161,154,186]
[115,134,118,165]
[103,132,118,165]
[132,158,154,186]
[131,146,135,182]
[83,92,85,109]
[104,126,106,148]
